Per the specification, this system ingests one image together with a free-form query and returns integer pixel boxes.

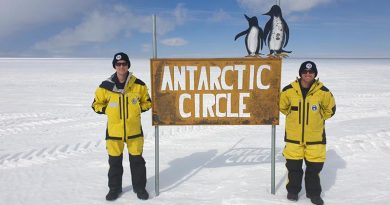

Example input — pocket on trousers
[126,137,144,155]
[283,143,305,160]
[304,144,326,162]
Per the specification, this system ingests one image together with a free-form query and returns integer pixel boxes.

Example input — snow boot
[307,195,324,205]
[287,193,298,201]
[105,189,122,201]
[135,189,149,200]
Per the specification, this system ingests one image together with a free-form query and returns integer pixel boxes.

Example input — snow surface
[1,58,390,205]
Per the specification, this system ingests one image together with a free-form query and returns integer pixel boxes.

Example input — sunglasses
[301,70,315,74]
[115,62,128,67]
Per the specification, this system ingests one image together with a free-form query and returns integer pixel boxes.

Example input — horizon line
[1,57,390,60]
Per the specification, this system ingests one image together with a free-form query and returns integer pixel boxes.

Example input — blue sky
[1,0,389,58]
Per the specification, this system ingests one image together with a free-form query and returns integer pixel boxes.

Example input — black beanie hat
[299,61,317,77]
[112,52,131,68]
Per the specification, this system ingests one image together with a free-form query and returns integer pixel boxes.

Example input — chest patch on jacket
[132,98,138,104]
[312,105,318,111]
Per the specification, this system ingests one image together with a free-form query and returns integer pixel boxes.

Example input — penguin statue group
[235,5,291,57]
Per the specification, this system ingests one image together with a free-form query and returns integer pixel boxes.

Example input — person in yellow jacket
[280,61,336,205]
[92,52,152,201]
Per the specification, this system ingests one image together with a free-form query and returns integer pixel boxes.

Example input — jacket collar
[291,78,322,96]
[100,72,134,93]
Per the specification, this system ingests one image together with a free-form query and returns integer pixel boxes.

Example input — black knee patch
[109,154,123,166]
[286,159,303,171]
[129,154,146,165]
[305,160,324,174]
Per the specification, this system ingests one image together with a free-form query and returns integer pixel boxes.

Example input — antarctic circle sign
[151,58,281,125]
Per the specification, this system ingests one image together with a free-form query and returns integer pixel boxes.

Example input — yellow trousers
[106,138,144,156]
[283,143,326,162]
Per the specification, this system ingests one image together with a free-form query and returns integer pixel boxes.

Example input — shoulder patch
[320,86,330,92]
[99,81,115,91]
[134,79,146,86]
[282,84,293,92]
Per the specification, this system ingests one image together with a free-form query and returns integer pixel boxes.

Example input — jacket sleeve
[91,87,108,114]
[321,91,336,120]
[279,90,291,116]
[140,85,152,113]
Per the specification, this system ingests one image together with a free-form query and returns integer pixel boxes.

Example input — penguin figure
[235,15,264,56]
[263,5,291,56]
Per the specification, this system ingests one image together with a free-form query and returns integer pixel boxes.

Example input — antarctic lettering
[160,64,271,118]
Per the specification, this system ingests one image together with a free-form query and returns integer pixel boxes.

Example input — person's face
[300,70,315,84]
[115,60,129,75]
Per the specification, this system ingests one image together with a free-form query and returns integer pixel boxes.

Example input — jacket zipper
[122,94,127,142]
[306,102,310,125]
[298,101,301,124]
[119,96,122,120]
[301,98,306,143]
[126,96,129,119]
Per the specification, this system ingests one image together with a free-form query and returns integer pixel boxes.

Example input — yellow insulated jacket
[92,73,152,146]
[280,79,336,145]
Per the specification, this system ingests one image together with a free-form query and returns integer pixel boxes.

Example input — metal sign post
[152,14,160,197]
[271,125,276,194]
[271,0,279,195]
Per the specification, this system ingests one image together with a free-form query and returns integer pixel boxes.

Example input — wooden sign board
[151,58,281,125]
